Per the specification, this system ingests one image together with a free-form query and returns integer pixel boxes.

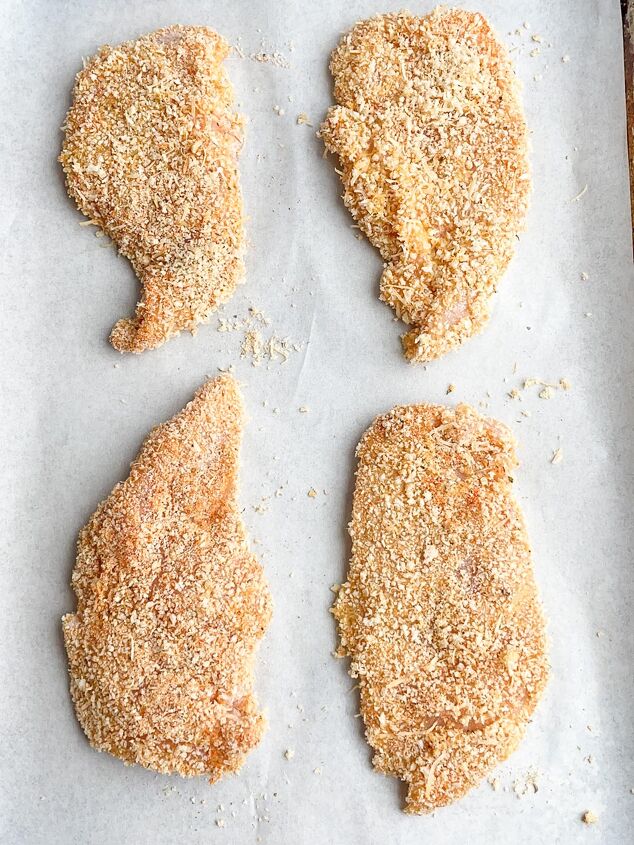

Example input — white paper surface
[1,1,633,842]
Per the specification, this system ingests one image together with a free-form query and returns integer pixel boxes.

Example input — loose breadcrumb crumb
[513,768,540,797]
[582,810,598,825]
[550,448,563,465]
[522,377,570,398]
[250,51,290,69]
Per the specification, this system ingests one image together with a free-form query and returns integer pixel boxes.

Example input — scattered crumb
[562,54,571,63]
[550,448,563,465]
[216,819,226,828]
[522,377,570,399]
[298,406,309,413]
[529,48,540,57]
[512,768,540,797]
[253,498,269,514]
[250,51,289,69]
[531,34,543,43]
[571,184,588,202]
[307,488,318,498]
[580,272,589,281]
[273,105,285,116]
[218,308,270,333]
[488,776,501,791]
[296,112,313,126]
[313,767,322,775]
[284,748,295,760]
[582,810,598,825]
[446,383,456,394]
[226,309,301,366]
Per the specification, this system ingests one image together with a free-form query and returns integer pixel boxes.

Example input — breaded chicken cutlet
[60,26,245,353]
[62,375,271,781]
[320,8,530,363]
[333,403,548,813]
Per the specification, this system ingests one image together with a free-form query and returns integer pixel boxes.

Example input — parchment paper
[1,1,633,842]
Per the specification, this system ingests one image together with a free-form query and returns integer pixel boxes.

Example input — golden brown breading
[60,26,245,353]
[62,375,271,781]
[333,403,548,813]
[320,8,530,363]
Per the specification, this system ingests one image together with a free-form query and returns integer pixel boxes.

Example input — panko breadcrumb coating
[333,403,548,813]
[62,375,271,781]
[320,8,530,363]
[60,26,245,353]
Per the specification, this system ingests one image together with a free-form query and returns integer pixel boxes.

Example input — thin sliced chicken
[63,375,271,781]
[333,403,548,812]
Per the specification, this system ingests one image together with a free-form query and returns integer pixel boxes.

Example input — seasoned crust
[333,403,548,812]
[62,375,271,781]
[320,8,530,362]
[60,26,245,352]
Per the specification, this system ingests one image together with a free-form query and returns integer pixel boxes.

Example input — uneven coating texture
[60,26,244,352]
[333,404,547,813]
[320,8,530,363]
[62,376,271,781]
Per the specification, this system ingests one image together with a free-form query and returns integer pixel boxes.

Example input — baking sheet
[1,0,633,842]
